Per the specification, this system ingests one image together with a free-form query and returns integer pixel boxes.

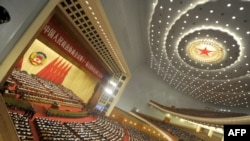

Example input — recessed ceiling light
[227,3,231,7]
[232,16,236,19]
[239,7,244,11]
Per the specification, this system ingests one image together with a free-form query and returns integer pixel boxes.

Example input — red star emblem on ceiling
[198,47,213,56]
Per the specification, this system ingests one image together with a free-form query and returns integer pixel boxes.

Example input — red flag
[53,62,67,84]
[48,59,63,83]
[16,57,23,69]
[37,57,59,79]
[36,57,71,84]
[57,65,72,84]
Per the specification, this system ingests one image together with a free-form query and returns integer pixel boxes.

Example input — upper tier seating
[141,115,204,141]
[150,100,248,118]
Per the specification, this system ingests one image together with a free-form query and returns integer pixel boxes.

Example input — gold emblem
[29,52,47,66]
[187,39,224,63]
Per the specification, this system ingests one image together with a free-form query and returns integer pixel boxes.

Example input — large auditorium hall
[0,0,250,141]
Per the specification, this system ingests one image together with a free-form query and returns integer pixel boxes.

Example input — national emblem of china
[187,39,224,64]
[29,52,47,66]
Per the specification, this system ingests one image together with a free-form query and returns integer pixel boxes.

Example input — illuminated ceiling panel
[149,0,250,108]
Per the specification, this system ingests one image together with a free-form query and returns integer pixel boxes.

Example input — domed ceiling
[149,0,250,108]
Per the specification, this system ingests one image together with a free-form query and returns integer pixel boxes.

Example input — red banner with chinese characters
[41,20,103,79]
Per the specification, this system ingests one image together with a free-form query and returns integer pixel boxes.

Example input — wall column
[208,129,214,137]
[196,125,201,132]
[0,95,20,141]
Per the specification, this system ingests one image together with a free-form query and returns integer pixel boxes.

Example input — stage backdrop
[20,39,99,103]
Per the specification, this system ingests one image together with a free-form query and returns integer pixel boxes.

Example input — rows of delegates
[2,69,151,141]
[3,69,205,141]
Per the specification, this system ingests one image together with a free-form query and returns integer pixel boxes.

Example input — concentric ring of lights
[187,39,224,64]
[148,0,250,108]
[176,29,241,70]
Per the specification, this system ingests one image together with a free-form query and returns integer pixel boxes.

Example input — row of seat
[36,77,81,102]
[34,116,125,141]
[19,88,79,104]
[124,125,161,141]
[65,122,106,141]
[35,117,79,141]
[8,111,34,141]
[74,116,124,141]
[10,69,82,106]
[12,70,47,92]
[8,110,167,141]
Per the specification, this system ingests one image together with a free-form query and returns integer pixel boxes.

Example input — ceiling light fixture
[187,39,224,63]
